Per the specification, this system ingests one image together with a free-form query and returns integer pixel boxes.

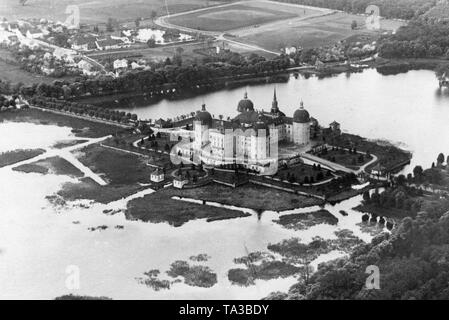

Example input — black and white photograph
[1,0,449,308]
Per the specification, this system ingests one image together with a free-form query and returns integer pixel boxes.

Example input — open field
[13,156,85,177]
[0,149,45,168]
[125,187,251,227]
[0,109,120,138]
[236,11,406,51]
[171,182,322,211]
[166,1,324,32]
[0,0,229,24]
[88,38,276,65]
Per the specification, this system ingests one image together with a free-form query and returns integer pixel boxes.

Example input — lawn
[170,182,323,211]
[167,1,322,32]
[76,143,154,185]
[0,149,45,168]
[327,133,411,173]
[237,12,404,51]
[312,147,373,170]
[125,186,250,226]
[0,56,76,86]
[0,0,228,24]
[13,156,84,177]
[0,109,120,138]
[274,162,330,184]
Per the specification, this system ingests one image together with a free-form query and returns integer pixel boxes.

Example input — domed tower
[293,100,311,146]
[237,91,254,113]
[194,103,212,150]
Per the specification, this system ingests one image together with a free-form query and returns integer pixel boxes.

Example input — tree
[151,10,157,22]
[147,38,156,48]
[437,153,445,166]
[351,20,358,30]
[106,18,115,32]
[363,191,371,203]
[413,165,424,179]
[175,47,184,56]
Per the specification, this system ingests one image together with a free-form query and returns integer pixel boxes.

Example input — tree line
[378,19,449,59]
[23,54,291,100]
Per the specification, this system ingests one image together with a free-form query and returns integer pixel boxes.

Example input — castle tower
[193,103,212,150]
[292,100,311,146]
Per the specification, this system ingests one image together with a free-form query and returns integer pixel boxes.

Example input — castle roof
[237,91,254,112]
[293,101,310,123]
[195,104,212,127]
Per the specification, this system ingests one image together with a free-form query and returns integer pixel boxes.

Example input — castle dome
[195,103,212,126]
[293,101,310,123]
[237,92,254,112]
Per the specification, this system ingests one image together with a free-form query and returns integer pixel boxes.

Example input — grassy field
[0,51,77,86]
[76,143,154,185]
[13,156,85,177]
[0,148,45,168]
[274,163,329,182]
[167,1,323,32]
[0,109,121,138]
[237,11,405,51]
[125,186,250,226]
[0,0,228,24]
[171,182,322,211]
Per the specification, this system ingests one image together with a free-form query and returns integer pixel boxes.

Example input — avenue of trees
[29,96,138,124]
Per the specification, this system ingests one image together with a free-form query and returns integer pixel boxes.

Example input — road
[301,148,378,175]
[153,0,334,57]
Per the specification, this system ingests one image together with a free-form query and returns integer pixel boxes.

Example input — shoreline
[71,57,446,110]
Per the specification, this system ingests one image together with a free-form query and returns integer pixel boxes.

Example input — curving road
[154,0,334,57]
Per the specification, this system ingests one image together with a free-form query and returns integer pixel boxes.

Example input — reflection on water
[0,122,378,299]
[119,69,449,174]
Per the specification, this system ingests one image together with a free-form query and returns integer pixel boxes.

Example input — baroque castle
[177,90,317,174]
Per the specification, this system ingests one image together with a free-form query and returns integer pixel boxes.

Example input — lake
[0,122,371,299]
[119,69,449,173]
[1,69,447,299]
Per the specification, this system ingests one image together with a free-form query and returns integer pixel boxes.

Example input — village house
[113,59,128,70]
[329,121,341,134]
[25,27,44,39]
[95,36,125,50]
[70,36,97,51]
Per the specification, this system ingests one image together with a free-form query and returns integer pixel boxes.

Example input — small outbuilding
[150,168,165,183]
[173,176,188,189]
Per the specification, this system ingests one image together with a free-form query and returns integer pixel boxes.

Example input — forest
[378,19,449,59]
[273,158,449,300]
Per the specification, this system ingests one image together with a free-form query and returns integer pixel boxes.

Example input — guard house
[173,176,189,189]
[329,121,341,135]
[150,168,165,183]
